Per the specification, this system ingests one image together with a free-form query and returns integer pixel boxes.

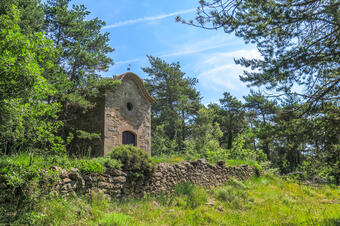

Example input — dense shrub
[152,155,188,164]
[298,155,339,184]
[0,154,59,187]
[0,155,59,224]
[0,153,124,224]
[72,157,121,174]
[174,183,208,209]
[151,125,178,156]
[107,145,155,182]
[227,130,267,162]
[215,178,248,209]
[0,7,64,156]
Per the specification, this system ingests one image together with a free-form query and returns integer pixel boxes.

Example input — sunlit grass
[151,154,263,171]
[151,154,188,164]
[29,175,339,225]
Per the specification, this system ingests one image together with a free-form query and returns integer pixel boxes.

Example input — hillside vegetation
[1,0,339,225]
[20,175,340,225]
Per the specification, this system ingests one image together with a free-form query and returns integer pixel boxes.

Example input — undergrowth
[0,153,122,224]
[1,152,338,225]
[151,154,263,171]
[6,174,338,225]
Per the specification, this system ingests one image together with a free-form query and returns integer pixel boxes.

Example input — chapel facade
[103,72,155,155]
[78,72,154,156]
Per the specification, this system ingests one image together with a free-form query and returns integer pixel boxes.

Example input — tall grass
[12,174,339,225]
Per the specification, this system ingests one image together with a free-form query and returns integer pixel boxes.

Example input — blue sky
[71,0,260,104]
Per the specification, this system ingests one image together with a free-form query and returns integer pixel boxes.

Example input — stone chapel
[79,72,155,156]
[104,72,155,155]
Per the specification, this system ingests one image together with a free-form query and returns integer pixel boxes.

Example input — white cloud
[115,58,142,65]
[197,49,261,92]
[103,8,195,29]
[115,34,234,65]
[159,34,234,58]
[200,49,261,67]
[199,64,246,91]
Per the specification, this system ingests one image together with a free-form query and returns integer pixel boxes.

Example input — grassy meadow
[29,175,339,225]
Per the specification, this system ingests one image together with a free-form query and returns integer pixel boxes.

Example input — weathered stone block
[62,178,72,183]
[112,176,126,183]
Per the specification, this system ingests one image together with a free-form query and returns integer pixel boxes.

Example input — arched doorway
[122,131,136,146]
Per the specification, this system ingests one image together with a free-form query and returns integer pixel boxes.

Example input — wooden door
[122,131,136,146]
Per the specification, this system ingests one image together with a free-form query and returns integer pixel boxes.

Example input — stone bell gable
[103,72,155,155]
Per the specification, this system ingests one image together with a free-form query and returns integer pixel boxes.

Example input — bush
[228,130,267,162]
[298,156,339,184]
[107,145,155,183]
[72,157,122,174]
[215,178,248,209]
[174,183,208,209]
[215,186,248,209]
[0,154,59,224]
[151,125,178,156]
[0,154,59,187]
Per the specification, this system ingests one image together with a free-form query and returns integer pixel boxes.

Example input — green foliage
[0,156,41,187]
[215,177,248,207]
[215,184,248,209]
[72,157,121,174]
[225,159,262,172]
[151,154,187,164]
[44,0,114,88]
[108,145,155,182]
[0,6,53,99]
[218,92,246,149]
[178,0,340,183]
[298,156,339,185]
[185,106,224,158]
[0,154,60,224]
[98,212,133,226]
[30,191,116,225]
[0,0,44,34]
[185,126,266,168]
[228,129,267,163]
[0,6,64,155]
[151,125,178,156]
[0,153,123,224]
[143,55,201,152]
[183,0,339,106]
[243,90,278,159]
[203,147,229,163]
[76,130,101,140]
[174,183,208,209]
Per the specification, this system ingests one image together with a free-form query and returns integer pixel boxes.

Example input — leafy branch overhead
[178,0,340,107]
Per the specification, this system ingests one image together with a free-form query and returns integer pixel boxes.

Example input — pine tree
[219,92,246,149]
[43,0,116,155]
[44,0,114,90]
[244,90,277,159]
[179,0,339,108]
[143,56,201,152]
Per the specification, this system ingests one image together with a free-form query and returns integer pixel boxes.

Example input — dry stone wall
[140,159,258,195]
[52,159,259,198]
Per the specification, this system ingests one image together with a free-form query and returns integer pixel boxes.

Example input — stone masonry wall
[104,79,151,155]
[52,159,259,198]
[139,159,259,195]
